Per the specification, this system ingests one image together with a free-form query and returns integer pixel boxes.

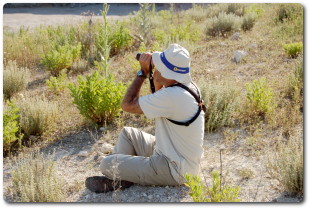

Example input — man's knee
[99,155,113,176]
[120,126,134,138]
[99,154,123,178]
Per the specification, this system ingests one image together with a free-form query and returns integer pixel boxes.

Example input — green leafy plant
[41,41,82,76]
[185,171,241,202]
[283,42,303,58]
[245,78,275,118]
[68,71,126,126]
[3,101,23,154]
[46,70,69,95]
[3,60,31,100]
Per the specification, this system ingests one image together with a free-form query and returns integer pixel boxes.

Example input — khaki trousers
[100,127,179,186]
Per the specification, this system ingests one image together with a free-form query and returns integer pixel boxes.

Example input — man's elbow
[121,101,129,112]
[121,99,143,114]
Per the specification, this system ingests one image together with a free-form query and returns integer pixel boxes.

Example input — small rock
[231,32,240,40]
[148,195,153,199]
[165,186,169,189]
[78,150,88,157]
[234,50,247,63]
[102,143,114,154]
[99,127,105,132]
[249,43,258,49]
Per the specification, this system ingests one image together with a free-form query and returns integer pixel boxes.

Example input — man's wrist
[137,69,147,78]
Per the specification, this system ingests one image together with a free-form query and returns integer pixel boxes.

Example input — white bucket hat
[152,44,192,84]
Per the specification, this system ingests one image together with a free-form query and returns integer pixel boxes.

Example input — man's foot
[85,176,134,193]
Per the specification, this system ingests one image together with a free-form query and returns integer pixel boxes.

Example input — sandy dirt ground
[3,4,142,31]
[2,4,302,203]
[3,3,180,31]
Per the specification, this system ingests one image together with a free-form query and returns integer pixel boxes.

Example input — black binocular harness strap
[166,83,206,126]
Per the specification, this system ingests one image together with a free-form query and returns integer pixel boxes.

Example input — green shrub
[68,71,126,126]
[200,82,239,132]
[184,4,208,22]
[275,4,303,24]
[185,171,240,202]
[46,70,69,94]
[109,21,133,56]
[41,41,82,76]
[18,96,59,137]
[206,12,241,37]
[267,135,303,196]
[241,12,257,31]
[11,151,67,202]
[168,21,202,43]
[3,60,31,100]
[245,78,275,118]
[283,42,303,58]
[227,3,245,16]
[3,101,23,154]
[273,4,303,42]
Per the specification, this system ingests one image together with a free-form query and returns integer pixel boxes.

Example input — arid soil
[2,4,302,203]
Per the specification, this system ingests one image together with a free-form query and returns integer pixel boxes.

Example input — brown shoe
[85,176,134,193]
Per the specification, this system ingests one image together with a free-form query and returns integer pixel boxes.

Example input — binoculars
[135,53,155,93]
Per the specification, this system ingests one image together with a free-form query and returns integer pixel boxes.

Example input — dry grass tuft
[10,151,67,202]
[3,60,31,100]
[200,81,240,132]
[266,134,303,196]
[18,96,60,137]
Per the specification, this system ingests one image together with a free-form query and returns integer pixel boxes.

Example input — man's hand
[139,52,152,76]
